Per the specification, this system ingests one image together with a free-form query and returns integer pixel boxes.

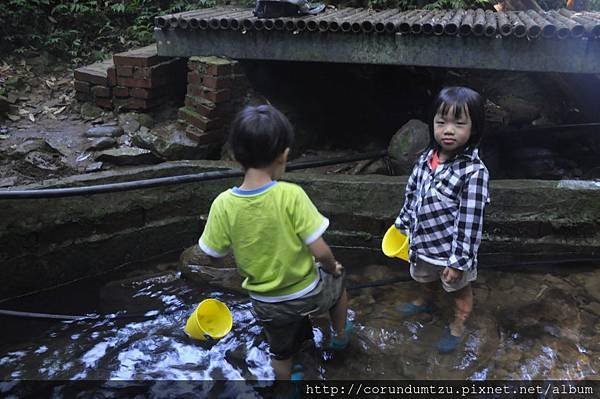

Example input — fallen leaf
[28,113,35,122]
[7,114,20,121]
[54,106,67,114]
[0,134,9,140]
[48,15,57,23]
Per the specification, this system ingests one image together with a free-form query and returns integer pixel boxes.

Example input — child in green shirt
[199,104,352,380]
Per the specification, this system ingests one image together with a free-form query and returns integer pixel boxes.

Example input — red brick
[202,75,233,90]
[113,44,168,68]
[107,67,117,87]
[188,84,231,104]
[185,95,232,119]
[130,86,169,100]
[74,59,112,86]
[95,98,113,109]
[188,56,235,77]
[187,71,202,85]
[117,65,134,77]
[132,58,185,80]
[113,86,130,98]
[185,125,226,145]
[74,80,90,93]
[207,63,232,77]
[117,75,169,89]
[91,85,111,98]
[178,107,223,131]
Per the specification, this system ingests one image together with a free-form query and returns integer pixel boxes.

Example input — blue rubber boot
[329,319,354,351]
[437,327,461,353]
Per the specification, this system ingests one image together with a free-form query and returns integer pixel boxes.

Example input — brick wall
[74,44,186,111]
[178,56,249,145]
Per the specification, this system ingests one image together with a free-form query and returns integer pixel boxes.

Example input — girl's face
[433,104,473,159]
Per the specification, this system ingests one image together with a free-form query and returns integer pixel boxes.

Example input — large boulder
[178,245,244,294]
[132,125,210,161]
[387,119,429,175]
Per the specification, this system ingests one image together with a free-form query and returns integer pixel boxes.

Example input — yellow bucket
[184,299,233,341]
[382,225,410,261]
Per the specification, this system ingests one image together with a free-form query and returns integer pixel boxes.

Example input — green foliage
[590,0,600,10]
[0,0,215,64]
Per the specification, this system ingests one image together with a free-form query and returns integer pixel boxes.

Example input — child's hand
[442,266,462,284]
[332,261,344,278]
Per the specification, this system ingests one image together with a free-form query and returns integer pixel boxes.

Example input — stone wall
[1,162,599,299]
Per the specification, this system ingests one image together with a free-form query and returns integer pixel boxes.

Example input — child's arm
[447,168,489,273]
[309,237,343,277]
[395,163,420,234]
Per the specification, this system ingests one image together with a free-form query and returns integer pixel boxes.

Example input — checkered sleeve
[394,163,420,235]
[448,168,489,271]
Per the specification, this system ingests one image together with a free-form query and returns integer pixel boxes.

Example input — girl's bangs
[436,101,469,120]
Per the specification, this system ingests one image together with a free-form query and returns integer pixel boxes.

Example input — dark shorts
[250,266,345,360]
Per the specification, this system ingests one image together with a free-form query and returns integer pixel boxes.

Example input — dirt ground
[0,56,185,187]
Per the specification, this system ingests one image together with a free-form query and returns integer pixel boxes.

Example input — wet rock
[24,151,60,171]
[85,161,103,173]
[137,113,154,129]
[132,126,209,161]
[0,176,18,187]
[179,245,243,293]
[95,147,160,166]
[86,137,117,151]
[80,102,104,119]
[387,119,429,174]
[581,274,600,302]
[362,159,390,175]
[9,139,47,157]
[119,112,142,134]
[0,95,9,114]
[583,302,600,316]
[44,136,74,157]
[85,125,124,138]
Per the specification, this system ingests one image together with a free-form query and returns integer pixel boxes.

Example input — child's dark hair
[428,86,485,150]
[229,104,294,169]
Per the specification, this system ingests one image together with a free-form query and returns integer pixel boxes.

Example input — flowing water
[1,258,599,396]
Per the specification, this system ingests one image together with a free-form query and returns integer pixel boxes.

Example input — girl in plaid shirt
[394,87,490,353]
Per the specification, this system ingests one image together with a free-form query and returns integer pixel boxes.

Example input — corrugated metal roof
[155,7,600,39]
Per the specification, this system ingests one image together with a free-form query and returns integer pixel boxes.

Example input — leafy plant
[0,0,215,65]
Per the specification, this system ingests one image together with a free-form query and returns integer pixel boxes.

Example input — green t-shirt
[199,181,329,301]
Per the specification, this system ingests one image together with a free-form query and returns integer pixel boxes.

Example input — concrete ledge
[155,28,600,74]
[1,160,599,298]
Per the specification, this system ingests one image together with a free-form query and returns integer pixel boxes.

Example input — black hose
[0,151,388,200]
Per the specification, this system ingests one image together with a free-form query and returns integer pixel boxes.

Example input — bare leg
[412,281,437,306]
[449,284,473,336]
[330,289,349,338]
[271,357,292,380]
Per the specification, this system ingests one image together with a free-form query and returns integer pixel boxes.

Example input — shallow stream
[1,257,599,396]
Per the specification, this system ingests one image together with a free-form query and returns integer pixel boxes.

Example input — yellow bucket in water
[382,225,410,261]
[184,299,233,341]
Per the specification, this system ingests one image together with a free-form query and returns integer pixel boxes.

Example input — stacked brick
[74,45,186,111]
[178,56,249,145]
[73,59,115,109]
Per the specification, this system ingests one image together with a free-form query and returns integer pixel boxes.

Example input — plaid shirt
[395,147,490,271]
